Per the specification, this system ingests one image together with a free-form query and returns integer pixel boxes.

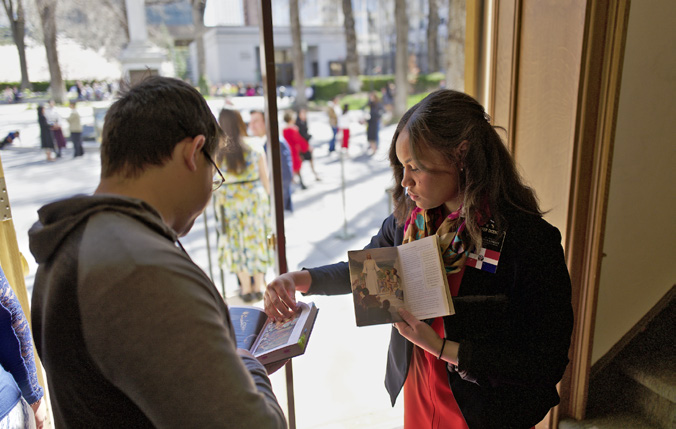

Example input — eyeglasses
[202,149,225,191]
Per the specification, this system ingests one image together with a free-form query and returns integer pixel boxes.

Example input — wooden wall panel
[511,0,586,236]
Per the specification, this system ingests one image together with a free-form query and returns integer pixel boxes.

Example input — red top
[282,126,308,173]
[403,267,469,429]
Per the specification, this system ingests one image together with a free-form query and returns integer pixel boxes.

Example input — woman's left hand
[393,308,444,356]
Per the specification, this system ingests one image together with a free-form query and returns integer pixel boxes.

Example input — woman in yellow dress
[215,109,272,302]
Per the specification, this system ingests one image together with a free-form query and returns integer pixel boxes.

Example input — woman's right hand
[264,271,309,321]
[31,398,46,429]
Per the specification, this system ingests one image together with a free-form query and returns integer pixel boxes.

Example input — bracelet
[437,338,447,360]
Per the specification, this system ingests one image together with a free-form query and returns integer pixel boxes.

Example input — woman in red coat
[282,110,309,189]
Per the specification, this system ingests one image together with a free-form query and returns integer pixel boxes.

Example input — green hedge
[307,73,444,102]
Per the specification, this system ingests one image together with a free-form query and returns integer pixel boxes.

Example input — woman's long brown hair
[218,109,248,174]
[388,90,542,249]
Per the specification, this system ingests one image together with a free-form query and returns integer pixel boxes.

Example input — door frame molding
[470,0,632,424]
[561,0,631,420]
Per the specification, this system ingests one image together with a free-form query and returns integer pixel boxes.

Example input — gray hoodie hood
[29,194,177,264]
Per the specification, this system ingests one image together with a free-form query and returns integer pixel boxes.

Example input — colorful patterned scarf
[402,206,468,274]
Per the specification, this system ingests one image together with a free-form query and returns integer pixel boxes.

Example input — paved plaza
[0,97,404,428]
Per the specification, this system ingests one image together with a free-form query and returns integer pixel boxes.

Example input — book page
[397,235,451,319]
[251,301,316,358]
[228,306,269,351]
[348,247,406,326]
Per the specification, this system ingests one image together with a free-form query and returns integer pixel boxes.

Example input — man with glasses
[29,76,287,428]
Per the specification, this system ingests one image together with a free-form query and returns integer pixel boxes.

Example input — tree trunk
[36,0,65,103]
[342,0,361,93]
[191,0,207,91]
[2,0,32,90]
[289,0,307,107]
[446,0,465,91]
[394,0,408,119]
[427,0,439,73]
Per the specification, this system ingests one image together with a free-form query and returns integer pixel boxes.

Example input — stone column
[120,0,166,85]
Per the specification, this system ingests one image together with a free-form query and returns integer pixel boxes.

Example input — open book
[347,235,455,326]
[228,301,319,364]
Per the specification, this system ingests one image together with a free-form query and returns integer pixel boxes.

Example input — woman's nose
[401,169,413,187]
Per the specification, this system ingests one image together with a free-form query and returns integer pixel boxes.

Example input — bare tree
[35,0,65,103]
[289,0,307,107]
[342,0,360,93]
[426,0,439,73]
[394,0,408,118]
[445,0,465,90]
[57,0,129,60]
[2,0,31,90]
[191,0,207,90]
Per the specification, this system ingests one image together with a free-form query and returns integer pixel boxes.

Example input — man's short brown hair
[101,76,224,178]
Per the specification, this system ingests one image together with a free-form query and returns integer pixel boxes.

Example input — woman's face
[395,129,463,213]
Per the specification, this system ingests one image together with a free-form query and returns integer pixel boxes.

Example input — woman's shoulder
[499,208,563,250]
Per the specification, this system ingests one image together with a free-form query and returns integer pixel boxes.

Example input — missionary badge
[466,220,506,273]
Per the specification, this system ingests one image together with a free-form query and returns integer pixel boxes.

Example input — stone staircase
[561,292,675,429]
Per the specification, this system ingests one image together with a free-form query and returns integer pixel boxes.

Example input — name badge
[466,220,506,273]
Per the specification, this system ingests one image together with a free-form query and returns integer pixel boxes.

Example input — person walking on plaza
[215,109,273,303]
[364,91,384,156]
[37,105,56,162]
[295,108,321,181]
[264,89,573,428]
[339,103,351,151]
[29,76,287,428]
[67,100,84,158]
[326,99,340,153]
[282,110,311,189]
[45,100,66,157]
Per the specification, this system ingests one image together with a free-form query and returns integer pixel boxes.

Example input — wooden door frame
[467,0,632,425]
[256,2,297,428]
[561,0,631,421]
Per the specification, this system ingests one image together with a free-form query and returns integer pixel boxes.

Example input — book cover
[229,301,319,364]
[347,235,454,326]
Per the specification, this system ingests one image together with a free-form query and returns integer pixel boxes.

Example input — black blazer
[307,210,573,429]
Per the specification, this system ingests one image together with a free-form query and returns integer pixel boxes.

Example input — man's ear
[183,135,206,172]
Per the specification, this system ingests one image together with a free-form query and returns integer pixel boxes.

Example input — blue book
[229,301,319,364]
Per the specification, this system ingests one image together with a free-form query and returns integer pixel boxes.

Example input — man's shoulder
[80,211,183,274]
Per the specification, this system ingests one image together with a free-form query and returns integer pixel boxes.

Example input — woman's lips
[408,192,418,201]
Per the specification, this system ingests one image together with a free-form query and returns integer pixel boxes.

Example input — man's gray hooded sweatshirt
[29,195,286,428]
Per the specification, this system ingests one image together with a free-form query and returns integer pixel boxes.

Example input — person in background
[338,103,352,152]
[1,265,46,429]
[364,91,384,156]
[0,131,19,150]
[215,109,273,303]
[295,108,320,181]
[45,100,65,157]
[29,76,286,428]
[37,105,56,162]
[67,101,84,158]
[264,89,573,428]
[249,110,294,212]
[326,98,340,154]
[282,110,309,189]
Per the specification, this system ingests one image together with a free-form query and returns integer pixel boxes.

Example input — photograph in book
[347,235,455,327]
[229,301,319,364]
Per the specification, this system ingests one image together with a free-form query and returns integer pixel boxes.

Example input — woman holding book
[264,90,573,428]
